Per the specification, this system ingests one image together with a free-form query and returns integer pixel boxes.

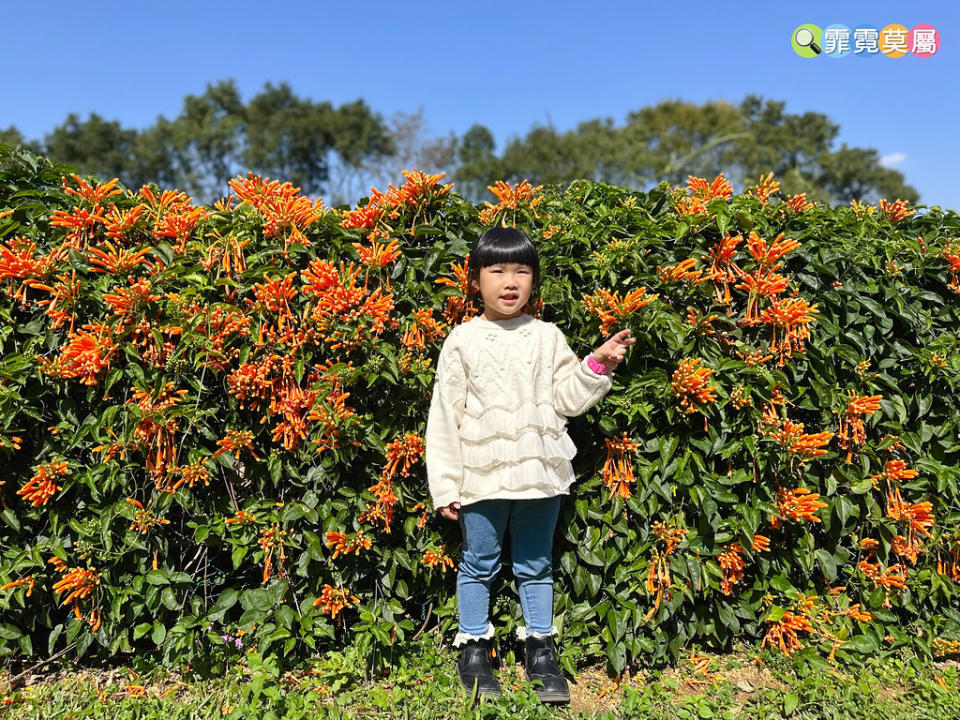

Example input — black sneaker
[457,637,501,699]
[523,635,570,703]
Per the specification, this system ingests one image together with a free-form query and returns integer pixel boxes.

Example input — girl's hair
[467,227,541,305]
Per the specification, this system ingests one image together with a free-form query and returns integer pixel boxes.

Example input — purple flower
[206,623,213,631]
[221,634,232,643]
[234,637,243,649]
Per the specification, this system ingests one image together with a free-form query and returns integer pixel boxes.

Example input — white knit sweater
[425,312,613,509]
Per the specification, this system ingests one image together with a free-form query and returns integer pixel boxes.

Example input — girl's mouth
[501,295,518,304]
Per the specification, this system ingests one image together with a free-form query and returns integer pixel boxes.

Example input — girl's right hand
[441,502,461,521]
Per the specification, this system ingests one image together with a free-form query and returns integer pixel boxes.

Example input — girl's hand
[441,502,461,521]
[592,329,636,371]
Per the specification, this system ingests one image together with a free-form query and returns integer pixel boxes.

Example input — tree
[455,95,919,206]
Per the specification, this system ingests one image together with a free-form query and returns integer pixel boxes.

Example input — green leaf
[783,692,799,715]
[151,621,166,646]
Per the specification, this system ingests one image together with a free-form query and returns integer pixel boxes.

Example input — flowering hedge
[1,144,959,677]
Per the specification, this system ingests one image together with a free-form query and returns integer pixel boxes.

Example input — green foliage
[0,144,958,680]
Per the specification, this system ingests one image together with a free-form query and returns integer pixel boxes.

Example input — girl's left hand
[592,329,635,371]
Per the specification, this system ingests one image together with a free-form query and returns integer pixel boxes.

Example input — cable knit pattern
[425,313,613,509]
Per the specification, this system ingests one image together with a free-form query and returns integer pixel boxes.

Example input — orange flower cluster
[644,522,694,622]
[936,533,960,583]
[313,584,359,625]
[644,521,686,621]
[759,295,817,366]
[212,429,261,462]
[870,459,918,490]
[767,419,834,464]
[857,541,907,608]
[942,239,960,294]
[651,521,687,555]
[38,322,118,385]
[128,382,188,491]
[434,254,480,327]
[600,432,640,499]
[169,459,211,492]
[745,232,800,270]
[401,310,447,351]
[360,474,400,533]
[422,545,454,572]
[325,530,371,559]
[752,535,770,552]
[478,180,543,226]
[125,498,170,534]
[49,556,101,632]
[782,194,814,213]
[87,242,153,276]
[717,541,747,595]
[878,199,916,224]
[139,186,208,254]
[674,174,733,216]
[299,258,396,353]
[748,172,780,205]
[770,487,828,528]
[340,170,453,240]
[837,392,882,464]
[1,575,36,596]
[886,486,935,563]
[49,176,121,250]
[581,286,657,337]
[735,348,773,367]
[102,278,160,316]
[761,610,815,656]
[352,238,402,292]
[707,232,742,304]
[187,302,253,371]
[307,374,363,454]
[258,524,289,584]
[201,230,250,296]
[657,258,716,285]
[0,237,64,304]
[30,269,82,330]
[228,353,359,453]
[670,357,718,415]
[225,509,257,525]
[686,307,720,336]
[383,431,425,479]
[16,458,68,507]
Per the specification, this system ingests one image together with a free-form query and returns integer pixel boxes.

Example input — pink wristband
[586,354,609,375]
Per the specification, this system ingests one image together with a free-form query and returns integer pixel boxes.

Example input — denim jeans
[456,495,562,639]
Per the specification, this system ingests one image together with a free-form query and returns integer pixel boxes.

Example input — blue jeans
[457,496,562,638]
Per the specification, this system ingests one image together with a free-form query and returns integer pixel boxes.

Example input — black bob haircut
[466,227,541,304]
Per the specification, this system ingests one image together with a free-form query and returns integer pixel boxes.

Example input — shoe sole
[459,677,501,699]
[525,673,570,703]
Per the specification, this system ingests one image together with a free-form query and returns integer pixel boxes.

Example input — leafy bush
[1,146,959,677]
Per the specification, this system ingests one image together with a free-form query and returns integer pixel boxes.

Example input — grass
[1,636,958,719]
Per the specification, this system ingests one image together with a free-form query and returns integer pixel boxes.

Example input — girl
[424,226,633,703]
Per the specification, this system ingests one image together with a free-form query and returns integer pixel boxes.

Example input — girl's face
[472,262,534,321]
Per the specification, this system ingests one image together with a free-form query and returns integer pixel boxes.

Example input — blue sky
[3,0,957,208]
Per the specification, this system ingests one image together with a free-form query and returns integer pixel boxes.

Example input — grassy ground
[1,637,958,719]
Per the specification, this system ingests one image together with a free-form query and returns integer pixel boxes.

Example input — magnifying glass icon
[795,27,822,54]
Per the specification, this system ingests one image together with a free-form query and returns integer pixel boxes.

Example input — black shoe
[523,635,570,703]
[457,637,501,699]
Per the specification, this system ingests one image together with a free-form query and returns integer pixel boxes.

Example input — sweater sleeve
[425,335,466,509]
[552,325,613,417]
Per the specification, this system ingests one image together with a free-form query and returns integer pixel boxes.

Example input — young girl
[424,226,633,703]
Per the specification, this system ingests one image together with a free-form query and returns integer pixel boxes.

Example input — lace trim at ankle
[516,624,558,640]
[453,622,495,647]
